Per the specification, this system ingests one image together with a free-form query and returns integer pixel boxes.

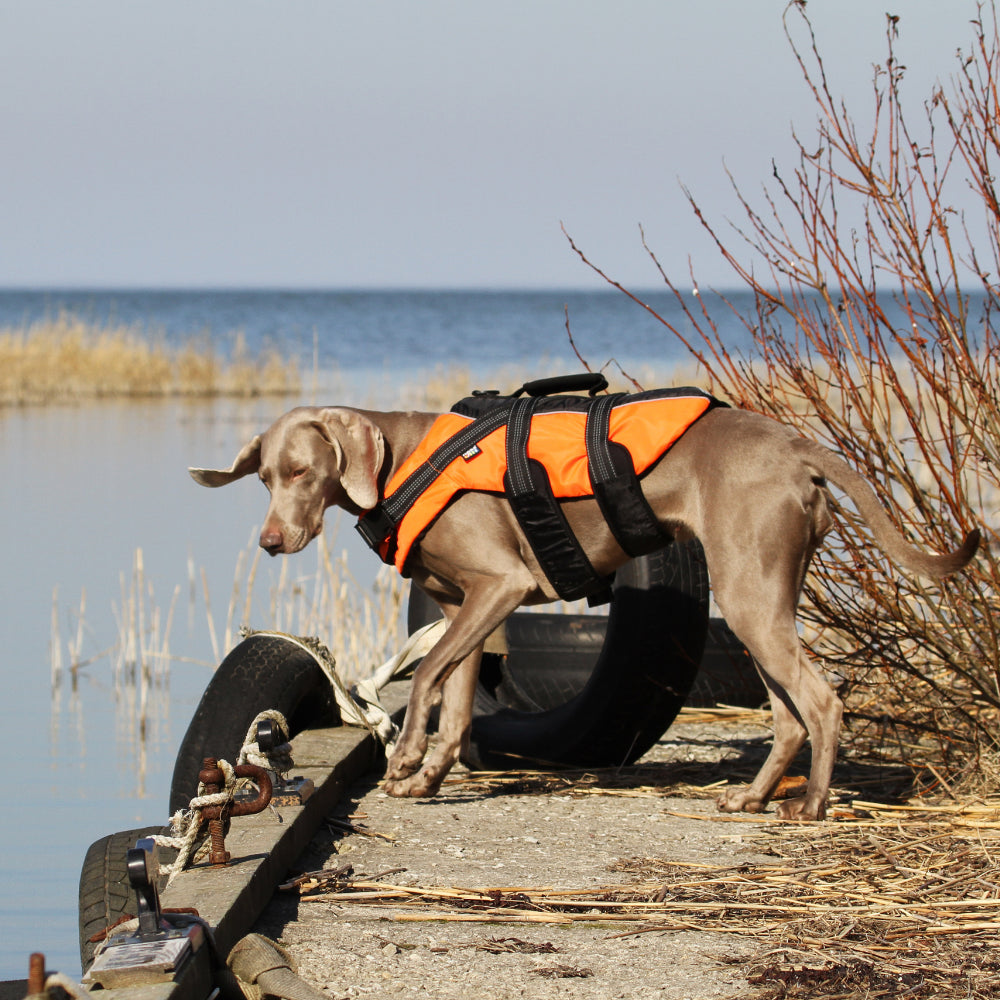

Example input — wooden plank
[87,680,409,1000]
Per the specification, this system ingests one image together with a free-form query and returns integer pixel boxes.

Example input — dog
[189,400,979,820]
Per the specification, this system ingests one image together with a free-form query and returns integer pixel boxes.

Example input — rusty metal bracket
[198,758,273,866]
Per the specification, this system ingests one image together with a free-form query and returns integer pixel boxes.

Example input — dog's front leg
[384,573,530,797]
[383,640,482,797]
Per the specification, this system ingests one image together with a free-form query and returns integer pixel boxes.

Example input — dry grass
[0,313,300,404]
[207,530,409,681]
[51,532,409,686]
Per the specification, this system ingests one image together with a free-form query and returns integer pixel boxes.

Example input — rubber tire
[408,572,766,716]
[168,634,338,816]
[78,825,175,971]
[408,540,711,770]
[79,637,337,969]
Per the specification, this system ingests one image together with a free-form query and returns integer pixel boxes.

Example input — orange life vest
[357,385,720,601]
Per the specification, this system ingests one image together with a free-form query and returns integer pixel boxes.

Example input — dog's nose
[260,529,284,555]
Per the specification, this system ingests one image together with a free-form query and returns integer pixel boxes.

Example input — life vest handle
[516,372,608,398]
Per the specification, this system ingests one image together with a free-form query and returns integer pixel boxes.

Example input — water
[0,286,742,386]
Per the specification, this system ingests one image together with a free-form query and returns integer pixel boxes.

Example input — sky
[0,1,987,289]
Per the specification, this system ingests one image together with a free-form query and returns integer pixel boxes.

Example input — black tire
[168,634,338,816]
[408,565,766,717]
[80,637,337,970]
[78,825,175,971]
[693,618,766,708]
[409,540,711,770]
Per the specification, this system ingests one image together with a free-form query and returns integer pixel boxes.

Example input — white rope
[154,710,295,881]
[350,618,446,752]
[237,708,294,774]
[242,619,446,753]
[155,759,237,880]
[35,972,89,999]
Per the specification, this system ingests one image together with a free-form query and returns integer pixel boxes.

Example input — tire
[408,540,711,770]
[168,634,338,816]
[80,636,338,969]
[408,568,766,716]
[691,618,766,708]
[78,825,175,971]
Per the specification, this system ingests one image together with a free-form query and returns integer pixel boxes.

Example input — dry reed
[211,530,410,682]
[0,312,300,404]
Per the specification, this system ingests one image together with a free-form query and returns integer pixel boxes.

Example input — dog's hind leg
[715,625,841,820]
[703,491,842,821]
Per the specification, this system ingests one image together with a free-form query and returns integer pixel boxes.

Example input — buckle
[355,506,396,550]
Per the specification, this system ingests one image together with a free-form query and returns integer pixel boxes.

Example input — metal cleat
[83,838,205,989]
[236,719,314,808]
[199,759,272,864]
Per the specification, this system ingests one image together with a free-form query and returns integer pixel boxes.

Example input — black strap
[586,392,672,558]
[504,397,613,603]
[585,392,626,484]
[356,399,517,552]
[504,396,539,497]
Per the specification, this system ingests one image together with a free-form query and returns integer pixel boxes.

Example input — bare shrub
[568,4,1000,783]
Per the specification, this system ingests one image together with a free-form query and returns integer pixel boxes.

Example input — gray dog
[190,400,978,821]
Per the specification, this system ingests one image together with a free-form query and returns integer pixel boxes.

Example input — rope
[242,619,446,754]
[152,621,447,881]
[237,708,294,774]
[154,710,296,882]
[241,627,379,740]
[27,972,90,1000]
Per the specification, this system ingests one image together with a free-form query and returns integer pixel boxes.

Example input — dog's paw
[716,787,767,814]
[384,748,424,784]
[384,769,442,798]
[775,795,826,822]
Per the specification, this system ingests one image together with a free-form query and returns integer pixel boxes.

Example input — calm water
[0,286,736,380]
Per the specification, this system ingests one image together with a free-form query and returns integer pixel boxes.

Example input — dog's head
[189,406,385,555]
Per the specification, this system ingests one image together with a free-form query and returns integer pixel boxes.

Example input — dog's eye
[291,467,309,480]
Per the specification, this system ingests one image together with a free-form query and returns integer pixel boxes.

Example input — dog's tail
[796,438,981,579]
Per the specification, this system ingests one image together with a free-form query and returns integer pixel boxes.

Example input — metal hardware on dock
[84,839,206,990]
[198,759,272,866]
[235,720,315,809]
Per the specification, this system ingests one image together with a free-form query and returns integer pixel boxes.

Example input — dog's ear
[189,436,262,487]
[312,408,385,510]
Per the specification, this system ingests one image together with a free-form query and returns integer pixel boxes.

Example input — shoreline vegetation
[565,4,1000,790]
[0,312,301,405]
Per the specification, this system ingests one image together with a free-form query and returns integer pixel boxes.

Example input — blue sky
[0,1,984,289]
